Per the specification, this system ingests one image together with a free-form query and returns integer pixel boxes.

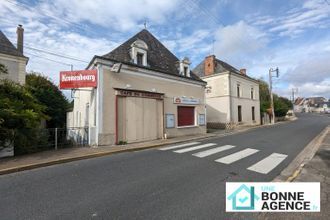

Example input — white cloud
[213,21,268,67]
[252,0,330,37]
[43,0,183,31]
[0,1,119,89]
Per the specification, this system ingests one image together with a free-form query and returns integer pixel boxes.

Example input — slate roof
[0,31,25,58]
[101,29,203,82]
[193,57,258,82]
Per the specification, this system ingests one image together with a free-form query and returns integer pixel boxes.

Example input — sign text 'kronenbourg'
[226,182,320,212]
[59,70,97,89]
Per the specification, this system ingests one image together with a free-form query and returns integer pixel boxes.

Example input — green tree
[0,80,48,155]
[274,95,292,117]
[258,79,292,117]
[26,72,70,128]
[258,79,270,113]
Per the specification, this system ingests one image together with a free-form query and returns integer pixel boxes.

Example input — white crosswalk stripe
[192,145,236,158]
[215,148,259,164]
[159,142,200,151]
[247,153,287,174]
[174,143,217,153]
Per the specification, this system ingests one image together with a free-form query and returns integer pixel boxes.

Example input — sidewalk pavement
[0,122,290,175]
[258,125,330,220]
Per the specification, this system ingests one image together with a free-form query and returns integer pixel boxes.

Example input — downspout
[228,72,233,123]
[95,63,103,146]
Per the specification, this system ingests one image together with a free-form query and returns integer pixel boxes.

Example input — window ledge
[177,125,198,129]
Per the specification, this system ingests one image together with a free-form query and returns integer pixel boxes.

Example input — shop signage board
[59,69,97,89]
[116,89,164,99]
[173,97,200,105]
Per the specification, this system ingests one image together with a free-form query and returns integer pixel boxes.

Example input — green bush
[0,80,48,155]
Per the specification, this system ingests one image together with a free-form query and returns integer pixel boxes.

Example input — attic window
[184,66,188,77]
[130,39,148,66]
[137,53,144,66]
[179,57,191,77]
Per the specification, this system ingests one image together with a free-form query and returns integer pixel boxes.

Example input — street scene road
[0,113,329,219]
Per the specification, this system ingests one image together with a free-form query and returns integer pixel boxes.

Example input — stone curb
[0,134,217,175]
[0,119,296,175]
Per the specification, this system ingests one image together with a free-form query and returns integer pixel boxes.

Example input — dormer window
[179,57,191,77]
[130,39,148,66]
[184,66,188,77]
[137,53,144,66]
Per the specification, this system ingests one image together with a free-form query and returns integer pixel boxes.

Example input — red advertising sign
[59,70,97,89]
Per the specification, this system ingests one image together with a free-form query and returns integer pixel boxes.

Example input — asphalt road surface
[0,113,329,220]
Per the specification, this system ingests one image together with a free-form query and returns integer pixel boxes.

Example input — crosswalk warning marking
[174,143,217,153]
[215,148,259,164]
[159,142,200,151]
[192,145,236,158]
[247,153,288,174]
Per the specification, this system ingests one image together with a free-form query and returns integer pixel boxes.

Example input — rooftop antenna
[144,20,147,29]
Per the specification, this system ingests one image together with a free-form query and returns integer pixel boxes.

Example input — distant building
[193,55,260,128]
[0,25,28,84]
[294,97,329,113]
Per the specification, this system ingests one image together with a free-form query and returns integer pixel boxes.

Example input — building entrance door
[117,96,163,143]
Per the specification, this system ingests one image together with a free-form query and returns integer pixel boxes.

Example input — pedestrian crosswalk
[215,148,259,164]
[192,145,235,158]
[247,153,288,174]
[174,143,217,153]
[159,142,288,175]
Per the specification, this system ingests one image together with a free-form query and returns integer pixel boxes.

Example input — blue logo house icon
[227,184,260,210]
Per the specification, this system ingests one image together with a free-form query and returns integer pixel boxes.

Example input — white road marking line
[215,148,259,164]
[192,145,236,158]
[159,142,200,151]
[174,143,217,153]
[247,153,288,174]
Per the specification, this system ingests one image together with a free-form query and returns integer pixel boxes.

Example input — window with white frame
[251,87,254,99]
[237,84,241,98]
[179,57,191,77]
[130,39,148,66]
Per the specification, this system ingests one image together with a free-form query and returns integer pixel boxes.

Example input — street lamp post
[269,67,279,124]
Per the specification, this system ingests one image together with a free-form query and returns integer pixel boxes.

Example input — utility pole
[291,88,298,103]
[269,67,279,124]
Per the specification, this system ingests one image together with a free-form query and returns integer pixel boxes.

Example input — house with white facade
[193,55,260,128]
[0,25,28,84]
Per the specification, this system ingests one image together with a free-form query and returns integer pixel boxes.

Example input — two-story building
[193,55,260,128]
[0,25,28,84]
[67,29,207,146]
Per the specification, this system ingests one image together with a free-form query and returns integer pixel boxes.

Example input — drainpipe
[228,72,233,123]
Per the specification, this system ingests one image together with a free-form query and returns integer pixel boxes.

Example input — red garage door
[178,106,195,126]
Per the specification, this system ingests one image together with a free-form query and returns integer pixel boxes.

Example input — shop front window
[177,106,195,126]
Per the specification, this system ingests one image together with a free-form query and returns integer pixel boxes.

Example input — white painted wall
[202,72,260,125]
[0,53,28,84]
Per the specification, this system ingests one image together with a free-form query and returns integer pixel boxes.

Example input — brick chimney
[16,24,24,54]
[204,55,215,76]
[239,68,246,75]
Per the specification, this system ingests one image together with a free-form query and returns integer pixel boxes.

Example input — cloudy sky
[0,0,329,99]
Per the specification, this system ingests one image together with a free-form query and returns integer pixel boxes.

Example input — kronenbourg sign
[59,69,97,89]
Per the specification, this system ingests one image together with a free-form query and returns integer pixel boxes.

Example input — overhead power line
[0,42,89,63]
[3,0,96,36]
[24,51,73,67]
[24,45,89,63]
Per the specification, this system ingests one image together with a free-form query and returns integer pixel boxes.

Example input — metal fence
[0,127,89,157]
